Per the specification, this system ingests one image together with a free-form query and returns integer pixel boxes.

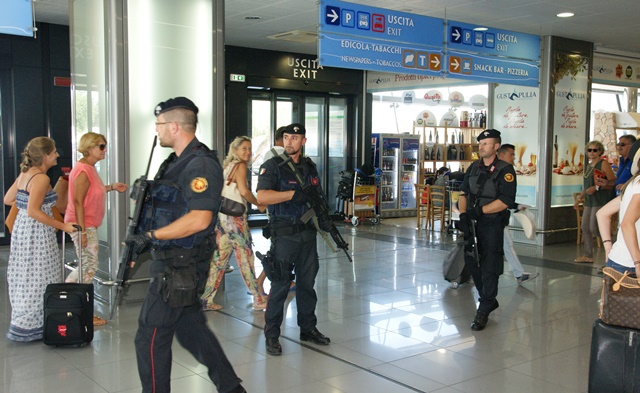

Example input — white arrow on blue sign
[326,6,340,25]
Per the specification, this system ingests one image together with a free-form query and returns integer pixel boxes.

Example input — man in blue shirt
[612,135,637,195]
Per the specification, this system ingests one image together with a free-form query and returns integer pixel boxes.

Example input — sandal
[252,300,267,311]
[93,316,107,326]
[202,302,223,311]
[574,256,594,263]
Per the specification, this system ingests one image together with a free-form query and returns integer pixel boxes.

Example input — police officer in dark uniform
[256,123,331,356]
[458,129,517,331]
[124,97,245,393]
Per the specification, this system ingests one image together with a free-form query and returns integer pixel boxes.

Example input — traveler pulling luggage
[589,319,640,392]
[43,224,94,346]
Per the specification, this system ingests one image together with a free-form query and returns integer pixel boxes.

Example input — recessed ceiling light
[474,27,488,31]
[244,16,262,20]
[557,12,574,18]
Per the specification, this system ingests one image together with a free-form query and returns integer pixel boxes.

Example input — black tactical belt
[271,223,315,237]
[151,246,203,261]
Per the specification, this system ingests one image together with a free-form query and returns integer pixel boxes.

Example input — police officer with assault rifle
[123,97,246,393]
[256,123,333,356]
[458,129,517,331]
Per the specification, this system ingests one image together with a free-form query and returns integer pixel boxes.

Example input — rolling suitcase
[443,242,471,288]
[43,225,94,346]
[588,319,640,393]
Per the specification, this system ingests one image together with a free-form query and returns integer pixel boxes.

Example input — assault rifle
[109,136,157,318]
[275,150,352,263]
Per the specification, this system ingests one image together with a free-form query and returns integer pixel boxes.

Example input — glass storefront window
[590,83,628,140]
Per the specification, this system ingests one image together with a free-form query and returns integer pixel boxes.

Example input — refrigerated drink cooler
[372,133,419,218]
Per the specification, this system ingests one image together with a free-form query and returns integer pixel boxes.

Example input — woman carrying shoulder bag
[201,136,267,311]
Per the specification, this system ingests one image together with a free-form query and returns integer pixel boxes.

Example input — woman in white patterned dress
[3,137,77,342]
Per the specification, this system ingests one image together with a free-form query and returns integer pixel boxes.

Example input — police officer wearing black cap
[256,122,331,356]
[458,129,516,331]
[124,97,245,392]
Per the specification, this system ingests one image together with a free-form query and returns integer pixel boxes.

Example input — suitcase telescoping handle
[62,224,84,283]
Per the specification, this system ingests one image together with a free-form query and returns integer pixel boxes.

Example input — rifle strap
[272,148,336,252]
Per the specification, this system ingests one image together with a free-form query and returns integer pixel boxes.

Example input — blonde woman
[64,132,127,325]
[574,140,616,263]
[4,137,77,341]
[202,136,267,311]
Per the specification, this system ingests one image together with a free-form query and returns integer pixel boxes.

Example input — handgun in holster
[256,251,294,282]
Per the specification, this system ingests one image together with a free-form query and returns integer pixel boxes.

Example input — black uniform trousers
[465,216,505,315]
[264,229,319,338]
[135,257,241,393]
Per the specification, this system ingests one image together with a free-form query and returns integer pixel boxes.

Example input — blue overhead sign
[448,50,539,87]
[319,33,444,76]
[0,0,34,37]
[319,0,443,49]
[448,22,540,61]
[318,0,541,87]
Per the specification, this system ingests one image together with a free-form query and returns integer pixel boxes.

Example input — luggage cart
[335,170,354,218]
[350,168,381,226]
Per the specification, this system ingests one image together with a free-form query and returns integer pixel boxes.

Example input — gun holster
[258,251,294,282]
[157,254,199,308]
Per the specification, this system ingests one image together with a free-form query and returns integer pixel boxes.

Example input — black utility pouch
[162,267,197,308]
[262,223,271,239]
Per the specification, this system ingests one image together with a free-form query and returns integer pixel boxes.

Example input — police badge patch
[504,173,515,182]
[191,177,208,192]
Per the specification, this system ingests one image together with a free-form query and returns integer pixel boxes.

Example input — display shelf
[413,123,484,184]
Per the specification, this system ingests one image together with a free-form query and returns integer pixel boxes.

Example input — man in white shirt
[498,143,539,285]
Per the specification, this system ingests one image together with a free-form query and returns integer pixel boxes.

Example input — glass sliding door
[304,96,326,189]
[328,97,348,209]
[247,90,352,208]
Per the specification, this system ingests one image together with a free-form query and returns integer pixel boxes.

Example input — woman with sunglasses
[64,132,127,325]
[574,140,616,263]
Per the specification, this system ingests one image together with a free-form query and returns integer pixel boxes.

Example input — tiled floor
[0,217,605,392]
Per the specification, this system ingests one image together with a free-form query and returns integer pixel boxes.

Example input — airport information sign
[319,0,444,76]
[318,0,541,86]
[319,33,443,76]
[448,50,540,87]
[0,0,34,37]
[448,21,541,61]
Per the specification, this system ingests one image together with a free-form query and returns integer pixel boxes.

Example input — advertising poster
[493,84,540,207]
[550,54,589,206]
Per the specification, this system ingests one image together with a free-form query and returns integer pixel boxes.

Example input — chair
[430,185,448,231]
[414,184,431,229]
